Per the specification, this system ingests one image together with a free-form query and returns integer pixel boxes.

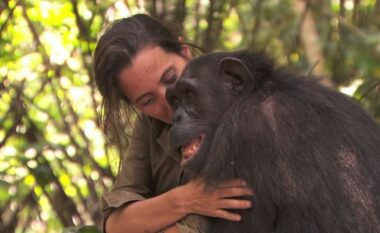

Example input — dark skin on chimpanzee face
[166,52,268,166]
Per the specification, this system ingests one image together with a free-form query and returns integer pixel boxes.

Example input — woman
[93,14,253,233]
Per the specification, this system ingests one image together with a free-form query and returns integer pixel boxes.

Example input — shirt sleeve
[175,215,212,233]
[102,116,154,228]
[156,215,211,233]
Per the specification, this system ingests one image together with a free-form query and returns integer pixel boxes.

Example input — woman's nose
[159,87,174,121]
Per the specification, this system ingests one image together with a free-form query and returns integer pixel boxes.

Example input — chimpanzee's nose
[172,112,182,124]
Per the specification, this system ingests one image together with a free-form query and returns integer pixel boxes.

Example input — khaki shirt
[102,115,210,233]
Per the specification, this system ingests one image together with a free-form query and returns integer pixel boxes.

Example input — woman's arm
[104,116,252,233]
[105,178,252,233]
[105,187,184,233]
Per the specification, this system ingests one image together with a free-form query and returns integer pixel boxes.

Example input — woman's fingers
[183,178,254,221]
[214,186,254,199]
[218,179,247,188]
[211,209,242,221]
[217,198,252,210]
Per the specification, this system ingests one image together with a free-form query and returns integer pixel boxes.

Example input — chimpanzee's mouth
[181,134,205,165]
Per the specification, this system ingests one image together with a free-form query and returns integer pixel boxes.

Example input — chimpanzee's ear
[219,57,254,93]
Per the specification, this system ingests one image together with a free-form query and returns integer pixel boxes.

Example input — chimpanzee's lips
[181,134,205,165]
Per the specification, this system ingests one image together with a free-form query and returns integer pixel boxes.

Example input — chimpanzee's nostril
[173,114,182,124]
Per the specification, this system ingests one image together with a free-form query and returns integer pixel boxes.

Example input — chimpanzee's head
[166,51,274,175]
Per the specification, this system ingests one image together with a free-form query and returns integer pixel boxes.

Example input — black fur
[166,51,380,233]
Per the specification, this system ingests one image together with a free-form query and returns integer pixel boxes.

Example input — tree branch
[0,0,17,36]
[250,0,263,47]
[0,83,25,148]
[174,0,186,29]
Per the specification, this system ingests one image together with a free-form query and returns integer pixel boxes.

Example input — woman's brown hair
[93,14,198,150]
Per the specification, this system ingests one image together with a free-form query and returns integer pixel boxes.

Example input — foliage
[0,0,379,232]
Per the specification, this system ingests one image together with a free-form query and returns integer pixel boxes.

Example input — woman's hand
[174,178,254,221]
[162,225,179,233]
[105,179,252,233]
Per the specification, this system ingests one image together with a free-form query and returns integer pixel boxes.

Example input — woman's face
[118,46,190,123]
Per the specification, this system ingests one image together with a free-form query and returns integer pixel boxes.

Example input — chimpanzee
[166,51,380,233]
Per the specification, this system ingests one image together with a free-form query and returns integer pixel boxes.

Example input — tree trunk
[293,0,332,86]
[203,0,227,52]
[174,0,186,28]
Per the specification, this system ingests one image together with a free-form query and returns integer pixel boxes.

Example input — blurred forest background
[0,0,379,232]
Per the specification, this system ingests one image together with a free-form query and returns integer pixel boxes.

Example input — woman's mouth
[181,134,204,165]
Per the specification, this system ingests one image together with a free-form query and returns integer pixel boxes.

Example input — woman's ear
[178,36,192,59]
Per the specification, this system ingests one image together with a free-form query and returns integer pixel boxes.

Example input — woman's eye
[142,97,154,106]
[163,74,177,85]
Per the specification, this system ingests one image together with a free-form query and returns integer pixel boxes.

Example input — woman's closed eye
[163,74,177,85]
[141,95,155,106]
[161,67,178,86]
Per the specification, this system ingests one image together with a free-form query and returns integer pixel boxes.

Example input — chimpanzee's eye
[184,88,193,99]
[168,95,180,108]
[173,96,179,105]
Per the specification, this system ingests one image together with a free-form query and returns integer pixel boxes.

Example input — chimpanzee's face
[166,53,257,166]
